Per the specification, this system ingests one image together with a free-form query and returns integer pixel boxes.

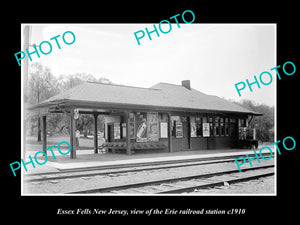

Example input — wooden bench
[133,142,167,150]
[99,142,168,151]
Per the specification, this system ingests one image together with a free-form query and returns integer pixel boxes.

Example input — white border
[20,23,277,197]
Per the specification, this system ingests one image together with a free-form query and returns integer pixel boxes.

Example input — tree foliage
[26,63,112,139]
[233,99,275,142]
[27,62,60,104]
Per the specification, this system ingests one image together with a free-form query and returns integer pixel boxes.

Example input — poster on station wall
[190,122,197,137]
[176,123,183,138]
[160,122,168,138]
[203,123,210,137]
[136,112,148,142]
[147,112,159,141]
[121,123,126,138]
[114,123,120,139]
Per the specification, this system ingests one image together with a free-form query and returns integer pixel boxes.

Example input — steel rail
[66,164,274,194]
[157,171,274,194]
[24,155,274,183]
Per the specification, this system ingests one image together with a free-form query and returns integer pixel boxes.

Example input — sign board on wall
[176,123,183,138]
[136,112,148,142]
[203,123,210,137]
[190,122,197,137]
[114,123,120,139]
[160,122,168,138]
[122,123,126,138]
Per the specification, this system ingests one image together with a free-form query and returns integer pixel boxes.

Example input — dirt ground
[192,175,275,194]
[26,135,95,151]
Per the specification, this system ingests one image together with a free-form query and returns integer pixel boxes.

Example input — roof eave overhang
[27,99,263,116]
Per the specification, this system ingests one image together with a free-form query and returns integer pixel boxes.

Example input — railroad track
[24,154,274,183]
[66,164,274,194]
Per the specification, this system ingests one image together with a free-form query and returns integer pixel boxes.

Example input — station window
[196,117,203,136]
[225,118,229,136]
[230,118,237,136]
[159,113,168,122]
[171,117,176,137]
[208,116,214,136]
[220,117,224,136]
[239,118,247,127]
[215,117,220,136]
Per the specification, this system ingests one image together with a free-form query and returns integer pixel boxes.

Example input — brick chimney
[181,80,191,90]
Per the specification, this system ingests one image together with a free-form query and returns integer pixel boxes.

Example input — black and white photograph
[20,23,276,195]
[4,4,298,220]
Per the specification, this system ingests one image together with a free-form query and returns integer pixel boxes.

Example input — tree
[27,62,59,141]
[232,99,275,142]
[77,115,94,138]
[57,73,112,92]
[27,62,59,104]
[26,68,113,139]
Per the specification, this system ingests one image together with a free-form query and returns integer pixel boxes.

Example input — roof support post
[211,114,216,149]
[167,113,173,153]
[69,110,77,159]
[93,113,98,154]
[124,111,131,155]
[42,115,47,155]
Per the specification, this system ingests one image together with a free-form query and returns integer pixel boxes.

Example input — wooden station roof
[28,81,261,115]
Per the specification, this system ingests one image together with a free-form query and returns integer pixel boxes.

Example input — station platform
[23,146,275,175]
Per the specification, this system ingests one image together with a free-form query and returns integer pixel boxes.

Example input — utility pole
[23,25,30,159]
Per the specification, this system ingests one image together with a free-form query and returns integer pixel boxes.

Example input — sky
[23,23,276,106]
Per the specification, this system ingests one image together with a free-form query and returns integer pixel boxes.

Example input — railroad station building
[28,80,261,158]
